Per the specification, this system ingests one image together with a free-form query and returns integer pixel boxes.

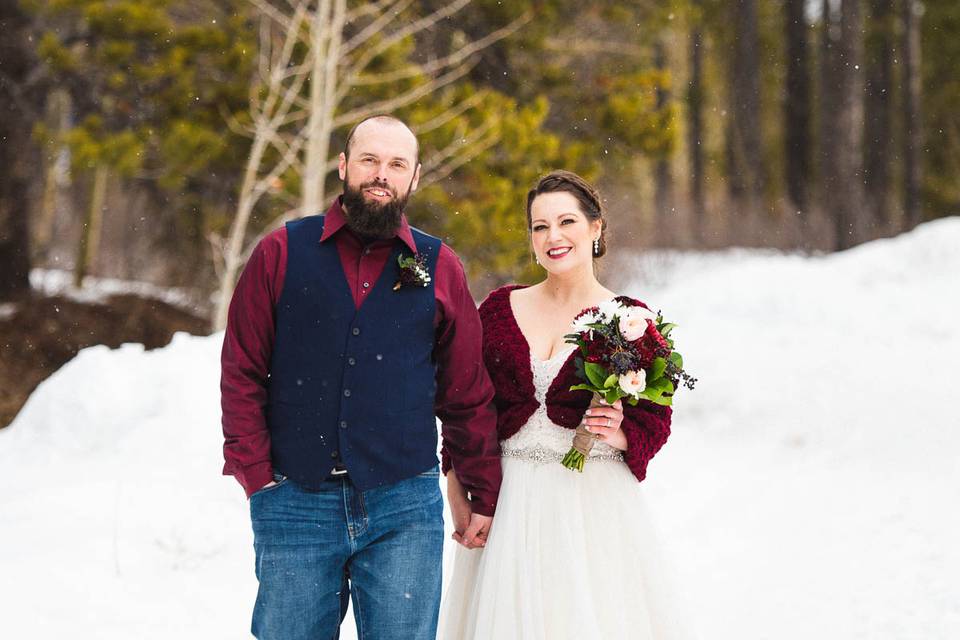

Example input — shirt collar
[320,196,418,254]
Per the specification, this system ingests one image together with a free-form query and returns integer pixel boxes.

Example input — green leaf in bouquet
[626,395,640,406]
[637,377,672,403]
[669,351,683,369]
[649,357,667,381]
[638,387,660,403]
[603,374,618,388]
[570,383,598,393]
[649,377,674,394]
[584,362,608,388]
[652,394,673,406]
[658,322,676,337]
[605,388,621,405]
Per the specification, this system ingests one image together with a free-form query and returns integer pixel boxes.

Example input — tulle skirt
[438,456,694,640]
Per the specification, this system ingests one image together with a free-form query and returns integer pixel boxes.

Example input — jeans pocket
[252,473,288,497]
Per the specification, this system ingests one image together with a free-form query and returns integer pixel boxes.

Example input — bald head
[343,115,419,166]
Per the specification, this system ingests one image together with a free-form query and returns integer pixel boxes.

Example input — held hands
[583,397,627,451]
[446,472,492,550]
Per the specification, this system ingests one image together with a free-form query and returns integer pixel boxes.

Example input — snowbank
[2,219,959,638]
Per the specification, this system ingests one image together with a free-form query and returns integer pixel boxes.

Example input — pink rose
[618,306,657,341]
[618,370,647,397]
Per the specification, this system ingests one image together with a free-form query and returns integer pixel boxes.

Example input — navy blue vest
[266,215,442,491]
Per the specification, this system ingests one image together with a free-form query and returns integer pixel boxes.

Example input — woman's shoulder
[478,283,528,315]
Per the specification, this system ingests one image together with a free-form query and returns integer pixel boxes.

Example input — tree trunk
[864,0,895,230]
[653,40,673,234]
[728,0,764,212]
[301,0,346,216]
[834,0,865,250]
[75,165,108,288]
[35,89,73,258]
[0,0,35,300]
[901,0,922,229]
[687,18,705,240]
[784,0,811,218]
[818,0,842,247]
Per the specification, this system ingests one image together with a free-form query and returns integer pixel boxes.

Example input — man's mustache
[360,180,397,198]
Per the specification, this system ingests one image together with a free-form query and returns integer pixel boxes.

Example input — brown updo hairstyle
[525,170,607,258]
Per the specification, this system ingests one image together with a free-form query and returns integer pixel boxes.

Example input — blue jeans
[249,468,444,640]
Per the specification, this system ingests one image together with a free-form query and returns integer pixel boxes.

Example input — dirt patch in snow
[0,293,210,428]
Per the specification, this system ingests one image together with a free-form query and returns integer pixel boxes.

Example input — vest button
[330,451,339,459]
[348,357,356,366]
[340,420,347,429]
[362,281,370,288]
[352,327,361,336]
[343,389,351,397]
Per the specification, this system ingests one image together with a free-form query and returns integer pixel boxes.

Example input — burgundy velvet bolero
[479,285,672,483]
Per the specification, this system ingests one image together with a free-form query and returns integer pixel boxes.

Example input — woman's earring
[593,238,600,256]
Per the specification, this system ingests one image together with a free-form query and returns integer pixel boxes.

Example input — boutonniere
[393,252,431,290]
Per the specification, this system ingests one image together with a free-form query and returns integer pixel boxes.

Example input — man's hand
[446,472,491,549]
[458,513,492,549]
[250,480,277,498]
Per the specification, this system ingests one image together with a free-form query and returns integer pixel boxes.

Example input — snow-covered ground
[2,219,958,639]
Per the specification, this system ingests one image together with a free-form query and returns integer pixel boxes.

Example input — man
[220,115,501,639]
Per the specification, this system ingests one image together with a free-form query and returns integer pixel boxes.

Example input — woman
[439,171,691,639]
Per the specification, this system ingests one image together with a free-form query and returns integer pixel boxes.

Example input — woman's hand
[447,471,488,549]
[582,397,627,451]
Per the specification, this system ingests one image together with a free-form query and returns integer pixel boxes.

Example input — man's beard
[340,174,412,240]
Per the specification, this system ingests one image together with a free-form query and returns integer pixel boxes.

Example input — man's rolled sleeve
[433,245,502,516]
[220,229,286,497]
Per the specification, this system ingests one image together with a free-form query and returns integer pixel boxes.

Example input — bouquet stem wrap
[561,394,601,472]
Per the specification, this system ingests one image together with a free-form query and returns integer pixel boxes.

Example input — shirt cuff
[469,491,497,517]
[440,446,453,475]
[230,461,274,498]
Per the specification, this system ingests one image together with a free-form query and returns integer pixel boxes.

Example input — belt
[327,465,349,479]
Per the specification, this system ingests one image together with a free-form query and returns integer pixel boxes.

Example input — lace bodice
[500,346,623,464]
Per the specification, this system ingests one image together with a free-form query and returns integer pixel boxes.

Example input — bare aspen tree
[210,0,312,331]
[211,0,528,331]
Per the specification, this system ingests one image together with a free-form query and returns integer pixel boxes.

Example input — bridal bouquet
[561,299,695,472]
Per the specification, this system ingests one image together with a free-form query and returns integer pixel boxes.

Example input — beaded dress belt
[501,445,624,464]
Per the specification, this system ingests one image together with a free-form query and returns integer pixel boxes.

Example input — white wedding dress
[438,346,694,640]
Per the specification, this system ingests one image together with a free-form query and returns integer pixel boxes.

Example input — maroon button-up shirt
[220,198,502,515]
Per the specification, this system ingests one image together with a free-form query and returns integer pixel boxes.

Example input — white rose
[618,307,656,341]
[619,370,647,397]
[571,311,598,333]
[596,299,625,322]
